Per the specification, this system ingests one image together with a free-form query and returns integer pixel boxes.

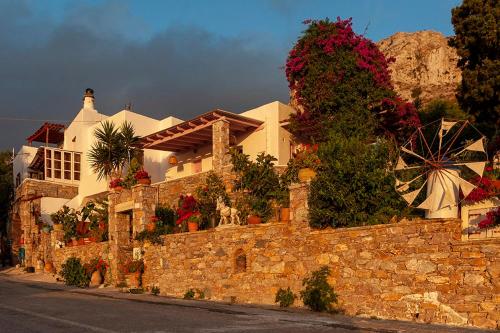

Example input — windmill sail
[401,183,426,206]
[463,161,486,176]
[464,138,485,153]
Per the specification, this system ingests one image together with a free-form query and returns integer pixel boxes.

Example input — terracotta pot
[90,271,103,287]
[53,224,63,231]
[146,222,156,232]
[78,238,85,245]
[98,221,106,230]
[138,178,151,185]
[298,168,317,182]
[113,186,123,192]
[71,238,78,246]
[188,221,199,232]
[247,215,262,225]
[280,207,290,222]
[44,261,54,273]
[89,237,97,243]
[493,180,500,191]
[168,155,178,165]
[126,271,141,288]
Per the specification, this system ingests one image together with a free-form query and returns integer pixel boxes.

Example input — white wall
[12,145,39,184]
[40,197,72,225]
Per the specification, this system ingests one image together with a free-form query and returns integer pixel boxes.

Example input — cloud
[0,1,289,150]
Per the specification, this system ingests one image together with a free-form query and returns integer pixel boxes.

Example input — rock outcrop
[377,30,461,105]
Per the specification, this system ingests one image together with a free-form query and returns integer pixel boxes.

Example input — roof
[28,147,45,171]
[140,109,263,152]
[26,122,65,145]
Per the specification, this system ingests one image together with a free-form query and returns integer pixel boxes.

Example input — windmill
[394,119,488,218]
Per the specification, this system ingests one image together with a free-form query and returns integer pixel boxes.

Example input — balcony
[29,147,82,184]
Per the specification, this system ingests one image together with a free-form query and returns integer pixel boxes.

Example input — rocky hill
[377,30,461,105]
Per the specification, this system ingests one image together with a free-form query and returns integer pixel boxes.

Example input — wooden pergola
[140,110,263,152]
[26,122,65,146]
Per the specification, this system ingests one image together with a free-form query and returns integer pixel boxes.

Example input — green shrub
[151,286,160,296]
[275,287,296,307]
[183,289,195,299]
[60,257,90,288]
[300,266,337,312]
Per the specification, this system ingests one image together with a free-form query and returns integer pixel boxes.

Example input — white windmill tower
[394,119,488,218]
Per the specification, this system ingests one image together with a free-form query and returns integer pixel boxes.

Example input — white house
[13,89,296,212]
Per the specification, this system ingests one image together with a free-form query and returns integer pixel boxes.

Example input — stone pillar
[289,182,310,228]
[212,119,230,175]
[108,191,133,286]
[132,184,157,233]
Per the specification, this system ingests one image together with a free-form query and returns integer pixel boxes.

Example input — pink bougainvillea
[478,207,500,229]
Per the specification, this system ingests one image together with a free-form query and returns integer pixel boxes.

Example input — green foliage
[449,0,499,146]
[60,257,90,288]
[134,229,163,245]
[155,205,177,234]
[196,172,230,228]
[418,99,469,124]
[229,148,281,221]
[151,286,160,296]
[183,288,204,300]
[123,157,141,189]
[51,206,79,242]
[300,266,337,312]
[308,132,406,228]
[183,289,195,299]
[275,287,297,307]
[88,120,140,181]
[0,151,12,235]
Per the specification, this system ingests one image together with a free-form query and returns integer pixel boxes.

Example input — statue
[216,197,240,227]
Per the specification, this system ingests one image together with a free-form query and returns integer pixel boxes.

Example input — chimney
[83,88,95,109]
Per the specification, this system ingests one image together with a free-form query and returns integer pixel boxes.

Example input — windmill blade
[460,161,486,176]
[435,170,458,208]
[401,182,426,206]
[401,146,427,162]
[395,173,426,193]
[440,120,457,136]
[416,194,433,210]
[440,167,478,198]
[394,156,408,170]
[454,137,486,156]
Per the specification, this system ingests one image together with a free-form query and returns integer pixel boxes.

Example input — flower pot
[168,155,178,165]
[53,224,63,231]
[493,180,500,191]
[298,168,316,182]
[126,271,141,288]
[98,221,106,230]
[44,261,54,273]
[112,186,123,192]
[146,222,156,232]
[42,226,51,234]
[71,238,78,246]
[90,271,103,287]
[280,207,290,222]
[138,178,151,185]
[89,237,97,243]
[187,221,199,232]
[247,215,262,225]
[78,238,85,245]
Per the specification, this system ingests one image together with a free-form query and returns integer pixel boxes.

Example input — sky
[0,0,460,150]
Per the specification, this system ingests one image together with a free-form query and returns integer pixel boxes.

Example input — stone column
[132,184,157,233]
[212,119,230,175]
[289,182,310,228]
[107,191,133,286]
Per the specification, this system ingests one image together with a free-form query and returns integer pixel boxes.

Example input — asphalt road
[0,276,491,333]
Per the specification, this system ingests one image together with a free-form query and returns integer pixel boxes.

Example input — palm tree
[88,120,140,181]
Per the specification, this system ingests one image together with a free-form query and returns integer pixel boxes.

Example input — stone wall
[10,179,78,266]
[156,172,209,206]
[52,242,112,283]
[141,218,499,329]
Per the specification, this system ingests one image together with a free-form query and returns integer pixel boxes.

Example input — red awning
[140,110,263,152]
[26,122,65,145]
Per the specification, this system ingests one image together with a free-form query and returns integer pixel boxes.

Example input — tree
[88,121,140,181]
[449,0,499,149]
[286,18,420,143]
[0,151,13,235]
[417,99,469,125]
[285,18,415,228]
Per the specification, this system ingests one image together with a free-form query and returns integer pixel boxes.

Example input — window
[44,148,81,183]
[192,159,202,174]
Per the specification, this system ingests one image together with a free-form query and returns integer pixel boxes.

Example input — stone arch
[234,249,247,273]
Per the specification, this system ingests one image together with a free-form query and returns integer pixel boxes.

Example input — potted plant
[51,206,79,245]
[85,257,108,287]
[146,216,158,232]
[196,172,230,229]
[187,212,201,232]
[122,259,144,288]
[293,144,321,182]
[176,194,200,232]
[109,178,125,191]
[247,197,270,225]
[134,169,151,185]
